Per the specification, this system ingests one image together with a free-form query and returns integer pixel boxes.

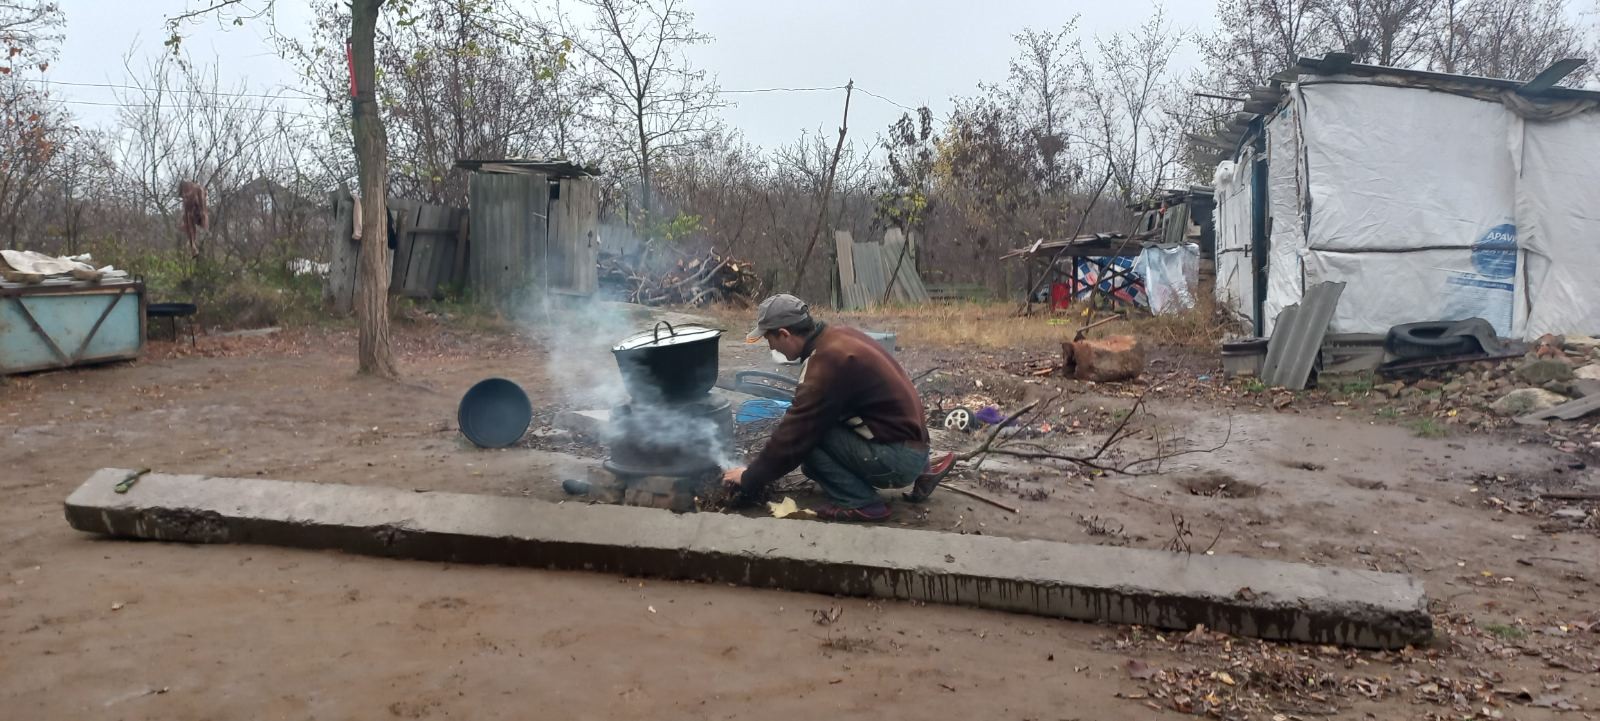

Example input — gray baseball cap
[745,294,812,342]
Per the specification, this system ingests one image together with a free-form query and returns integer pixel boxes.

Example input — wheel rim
[943,409,972,431]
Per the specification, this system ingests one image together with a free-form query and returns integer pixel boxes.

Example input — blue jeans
[801,426,930,508]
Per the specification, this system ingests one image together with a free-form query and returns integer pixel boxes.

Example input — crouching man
[721,294,954,521]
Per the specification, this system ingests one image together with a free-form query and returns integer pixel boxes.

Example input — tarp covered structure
[1209,58,1600,340]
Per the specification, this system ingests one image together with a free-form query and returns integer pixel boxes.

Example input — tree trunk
[352,0,398,378]
[637,101,652,221]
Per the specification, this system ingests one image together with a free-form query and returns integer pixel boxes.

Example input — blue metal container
[1,279,145,375]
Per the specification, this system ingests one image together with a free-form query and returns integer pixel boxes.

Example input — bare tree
[1429,0,1586,78]
[0,0,61,71]
[0,78,68,245]
[1318,0,1440,65]
[288,0,579,206]
[0,0,65,245]
[567,0,722,222]
[1079,9,1187,206]
[1001,21,1081,197]
[170,0,397,377]
[1205,0,1329,91]
[110,53,290,260]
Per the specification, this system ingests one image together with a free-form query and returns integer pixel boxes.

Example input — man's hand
[721,466,747,488]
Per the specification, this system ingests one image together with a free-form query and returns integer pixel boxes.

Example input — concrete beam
[64,469,1431,649]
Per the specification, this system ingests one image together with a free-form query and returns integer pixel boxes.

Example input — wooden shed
[455,159,601,309]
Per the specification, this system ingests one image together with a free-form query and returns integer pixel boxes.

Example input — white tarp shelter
[1209,57,1600,340]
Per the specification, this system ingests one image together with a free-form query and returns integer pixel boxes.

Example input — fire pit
[596,322,734,512]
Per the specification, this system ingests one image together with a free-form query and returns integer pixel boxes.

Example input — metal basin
[457,378,532,448]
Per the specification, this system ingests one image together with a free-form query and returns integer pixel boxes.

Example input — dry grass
[686,297,1230,352]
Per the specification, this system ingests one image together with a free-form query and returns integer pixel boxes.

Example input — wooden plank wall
[468,171,546,309]
[324,191,359,314]
[546,177,599,296]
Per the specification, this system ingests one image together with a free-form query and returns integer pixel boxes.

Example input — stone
[1566,335,1600,352]
[1515,358,1574,385]
[1414,379,1444,392]
[1068,335,1145,383]
[65,469,1431,650]
[1376,381,1407,398]
[1490,388,1568,417]
[553,409,611,438]
[1572,379,1600,399]
[1575,365,1600,382]
[1542,380,1574,397]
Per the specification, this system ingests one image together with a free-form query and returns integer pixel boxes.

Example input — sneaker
[902,452,956,502]
[813,501,892,522]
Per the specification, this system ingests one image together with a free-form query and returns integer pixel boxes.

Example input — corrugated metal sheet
[882,230,930,303]
[835,231,855,288]
[1261,281,1346,390]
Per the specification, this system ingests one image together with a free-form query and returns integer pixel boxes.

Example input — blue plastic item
[458,377,533,448]
[736,398,791,424]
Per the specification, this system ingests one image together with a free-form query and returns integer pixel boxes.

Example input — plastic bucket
[458,378,532,448]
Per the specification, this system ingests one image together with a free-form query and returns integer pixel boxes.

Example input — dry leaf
[1213,671,1236,686]
[768,497,801,518]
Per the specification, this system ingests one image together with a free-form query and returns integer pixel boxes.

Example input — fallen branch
[941,482,1020,513]
[954,396,1056,471]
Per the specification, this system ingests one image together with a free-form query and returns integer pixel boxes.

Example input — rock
[1550,508,1590,520]
[1490,388,1568,417]
[1565,335,1600,352]
[1516,358,1574,385]
[1068,335,1145,383]
[1542,380,1574,397]
[1376,382,1406,398]
[1575,365,1600,381]
[1573,379,1600,398]
[1414,379,1444,392]
[1533,334,1566,359]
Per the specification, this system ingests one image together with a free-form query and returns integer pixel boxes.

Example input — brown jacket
[742,324,928,489]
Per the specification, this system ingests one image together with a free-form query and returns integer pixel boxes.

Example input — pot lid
[612,323,724,351]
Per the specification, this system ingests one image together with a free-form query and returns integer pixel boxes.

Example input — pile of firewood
[599,251,762,307]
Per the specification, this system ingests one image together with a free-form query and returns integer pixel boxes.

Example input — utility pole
[790,79,852,294]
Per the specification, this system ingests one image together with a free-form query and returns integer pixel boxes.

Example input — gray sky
[50,0,1217,152]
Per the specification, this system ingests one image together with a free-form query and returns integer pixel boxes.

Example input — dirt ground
[2,310,1597,721]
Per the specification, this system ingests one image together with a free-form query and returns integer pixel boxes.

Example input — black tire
[1385,321,1480,360]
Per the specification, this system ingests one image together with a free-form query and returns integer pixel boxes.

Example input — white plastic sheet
[1264,100,1306,335]
[1211,79,1600,339]
[1213,154,1255,328]
[1133,244,1199,314]
[1514,112,1600,337]
[1299,82,1523,336]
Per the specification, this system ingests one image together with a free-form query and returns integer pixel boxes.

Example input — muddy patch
[1176,471,1263,499]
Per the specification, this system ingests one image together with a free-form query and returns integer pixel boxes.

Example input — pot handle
[652,320,677,343]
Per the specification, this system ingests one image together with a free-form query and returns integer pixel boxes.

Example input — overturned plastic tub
[458,378,532,448]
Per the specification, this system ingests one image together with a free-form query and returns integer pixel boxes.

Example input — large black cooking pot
[611,321,724,403]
